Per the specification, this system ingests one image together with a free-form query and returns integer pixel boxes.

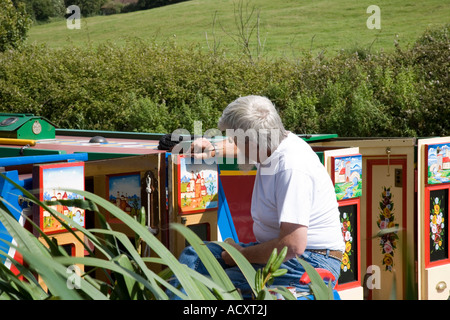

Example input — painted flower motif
[344,230,351,241]
[430,196,445,253]
[383,241,393,254]
[383,207,391,218]
[377,187,399,272]
[434,204,440,214]
[340,211,354,274]
[383,254,394,269]
[345,241,352,253]
[341,253,350,272]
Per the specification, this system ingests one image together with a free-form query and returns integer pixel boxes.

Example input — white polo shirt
[251,132,344,251]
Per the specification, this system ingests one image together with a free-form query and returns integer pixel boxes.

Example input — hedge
[0,24,448,137]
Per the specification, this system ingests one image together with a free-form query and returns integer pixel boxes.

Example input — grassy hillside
[27,0,449,57]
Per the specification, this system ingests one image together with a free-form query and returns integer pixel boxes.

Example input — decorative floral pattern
[340,211,353,273]
[430,196,445,253]
[377,187,399,272]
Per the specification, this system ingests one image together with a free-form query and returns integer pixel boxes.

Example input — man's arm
[222,222,308,266]
[190,137,238,160]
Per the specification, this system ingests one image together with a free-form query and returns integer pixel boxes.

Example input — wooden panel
[86,154,164,238]
[38,231,84,291]
[366,159,407,299]
[168,154,219,256]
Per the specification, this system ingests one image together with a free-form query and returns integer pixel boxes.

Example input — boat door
[323,147,363,300]
[417,137,450,300]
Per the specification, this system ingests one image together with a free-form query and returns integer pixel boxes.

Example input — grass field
[25,0,450,57]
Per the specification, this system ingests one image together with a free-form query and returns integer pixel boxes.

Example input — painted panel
[337,199,360,290]
[332,154,362,200]
[33,162,85,235]
[219,174,256,243]
[0,171,28,272]
[376,186,400,272]
[367,160,406,300]
[426,143,450,184]
[177,156,218,214]
[106,172,142,223]
[425,185,450,268]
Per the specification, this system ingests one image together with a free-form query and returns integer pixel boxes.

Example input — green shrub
[0,0,32,52]
[281,92,320,134]
[410,25,449,136]
[0,25,448,137]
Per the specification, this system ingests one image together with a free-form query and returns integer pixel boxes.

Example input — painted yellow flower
[383,207,391,218]
[383,254,393,266]
[341,253,349,266]
[432,215,437,225]
[345,241,352,253]
[434,204,440,214]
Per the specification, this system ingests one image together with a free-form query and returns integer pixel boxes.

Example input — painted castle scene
[108,173,142,217]
[179,157,218,213]
[333,155,363,200]
[41,165,85,233]
[427,143,450,184]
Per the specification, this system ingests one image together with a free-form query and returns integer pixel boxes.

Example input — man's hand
[190,138,215,159]
[190,137,237,160]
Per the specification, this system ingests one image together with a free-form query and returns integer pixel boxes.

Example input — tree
[20,0,65,21]
[64,0,108,16]
[0,0,32,52]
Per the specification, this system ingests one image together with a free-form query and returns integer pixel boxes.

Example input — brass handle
[436,281,447,292]
[386,147,391,176]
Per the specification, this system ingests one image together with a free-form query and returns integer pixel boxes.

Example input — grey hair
[218,95,288,152]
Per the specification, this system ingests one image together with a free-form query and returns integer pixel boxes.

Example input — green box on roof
[0,113,56,140]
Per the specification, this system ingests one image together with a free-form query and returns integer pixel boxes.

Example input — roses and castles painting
[177,156,218,214]
[426,142,450,184]
[332,154,363,201]
[33,162,85,235]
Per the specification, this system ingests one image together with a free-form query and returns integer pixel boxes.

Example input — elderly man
[177,95,344,298]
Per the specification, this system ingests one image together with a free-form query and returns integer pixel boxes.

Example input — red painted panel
[220,175,256,243]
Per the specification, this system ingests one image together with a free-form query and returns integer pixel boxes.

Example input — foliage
[17,0,65,21]
[296,257,335,300]
[0,0,32,52]
[0,172,307,300]
[101,0,126,15]
[0,25,448,137]
[410,25,450,136]
[63,0,108,17]
[254,246,295,300]
[121,0,190,14]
